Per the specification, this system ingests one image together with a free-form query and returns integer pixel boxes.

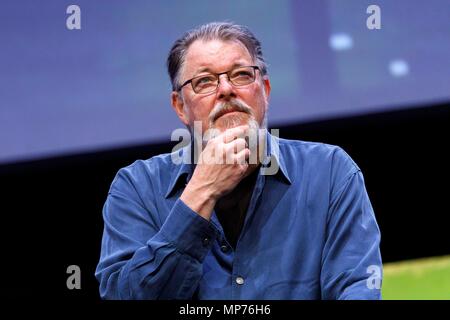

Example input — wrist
[180,182,217,220]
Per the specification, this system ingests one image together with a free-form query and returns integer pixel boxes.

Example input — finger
[222,125,249,143]
[231,138,247,153]
[234,148,251,165]
[224,138,246,163]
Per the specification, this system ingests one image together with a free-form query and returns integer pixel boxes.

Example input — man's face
[171,39,271,134]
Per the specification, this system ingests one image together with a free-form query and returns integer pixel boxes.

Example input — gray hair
[167,21,268,91]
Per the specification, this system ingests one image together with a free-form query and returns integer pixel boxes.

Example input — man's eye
[197,76,214,84]
[232,71,252,78]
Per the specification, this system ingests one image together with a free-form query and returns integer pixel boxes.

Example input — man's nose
[216,74,236,100]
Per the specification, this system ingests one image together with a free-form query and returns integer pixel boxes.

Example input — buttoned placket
[230,170,266,299]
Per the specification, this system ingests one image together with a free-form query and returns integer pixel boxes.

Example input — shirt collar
[164,144,194,199]
[262,129,292,184]
[164,129,291,199]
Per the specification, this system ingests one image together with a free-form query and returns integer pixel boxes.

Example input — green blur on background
[382,255,450,300]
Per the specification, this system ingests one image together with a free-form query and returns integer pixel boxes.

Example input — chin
[213,112,250,131]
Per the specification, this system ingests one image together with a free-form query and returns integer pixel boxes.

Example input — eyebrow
[192,62,248,77]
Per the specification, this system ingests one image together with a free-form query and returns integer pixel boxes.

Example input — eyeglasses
[178,65,260,94]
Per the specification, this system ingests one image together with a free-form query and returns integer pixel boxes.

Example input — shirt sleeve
[320,158,382,300]
[95,166,219,299]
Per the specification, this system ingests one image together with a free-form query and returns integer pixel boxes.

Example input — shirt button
[235,276,245,285]
[202,237,210,246]
[220,244,229,252]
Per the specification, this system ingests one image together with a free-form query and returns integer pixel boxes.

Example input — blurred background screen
[0,0,449,300]
[1,0,449,164]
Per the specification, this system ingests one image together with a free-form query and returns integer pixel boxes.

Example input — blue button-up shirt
[95,132,382,299]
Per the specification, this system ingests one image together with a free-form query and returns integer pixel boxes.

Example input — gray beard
[201,114,267,165]
[188,98,269,163]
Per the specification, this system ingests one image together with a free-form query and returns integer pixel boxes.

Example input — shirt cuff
[157,198,219,261]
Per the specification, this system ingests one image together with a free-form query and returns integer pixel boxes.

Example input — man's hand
[180,125,250,220]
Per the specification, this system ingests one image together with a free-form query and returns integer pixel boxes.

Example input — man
[95,22,382,299]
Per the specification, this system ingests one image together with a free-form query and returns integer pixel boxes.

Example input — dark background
[0,101,448,299]
[1,0,449,301]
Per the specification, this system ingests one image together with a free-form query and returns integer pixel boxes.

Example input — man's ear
[171,91,189,126]
[262,76,271,107]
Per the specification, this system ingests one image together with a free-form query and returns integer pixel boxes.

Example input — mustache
[208,99,254,124]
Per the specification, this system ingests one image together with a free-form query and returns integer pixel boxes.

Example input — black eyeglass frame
[177,65,260,93]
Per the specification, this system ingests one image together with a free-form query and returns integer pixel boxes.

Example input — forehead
[183,39,253,77]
